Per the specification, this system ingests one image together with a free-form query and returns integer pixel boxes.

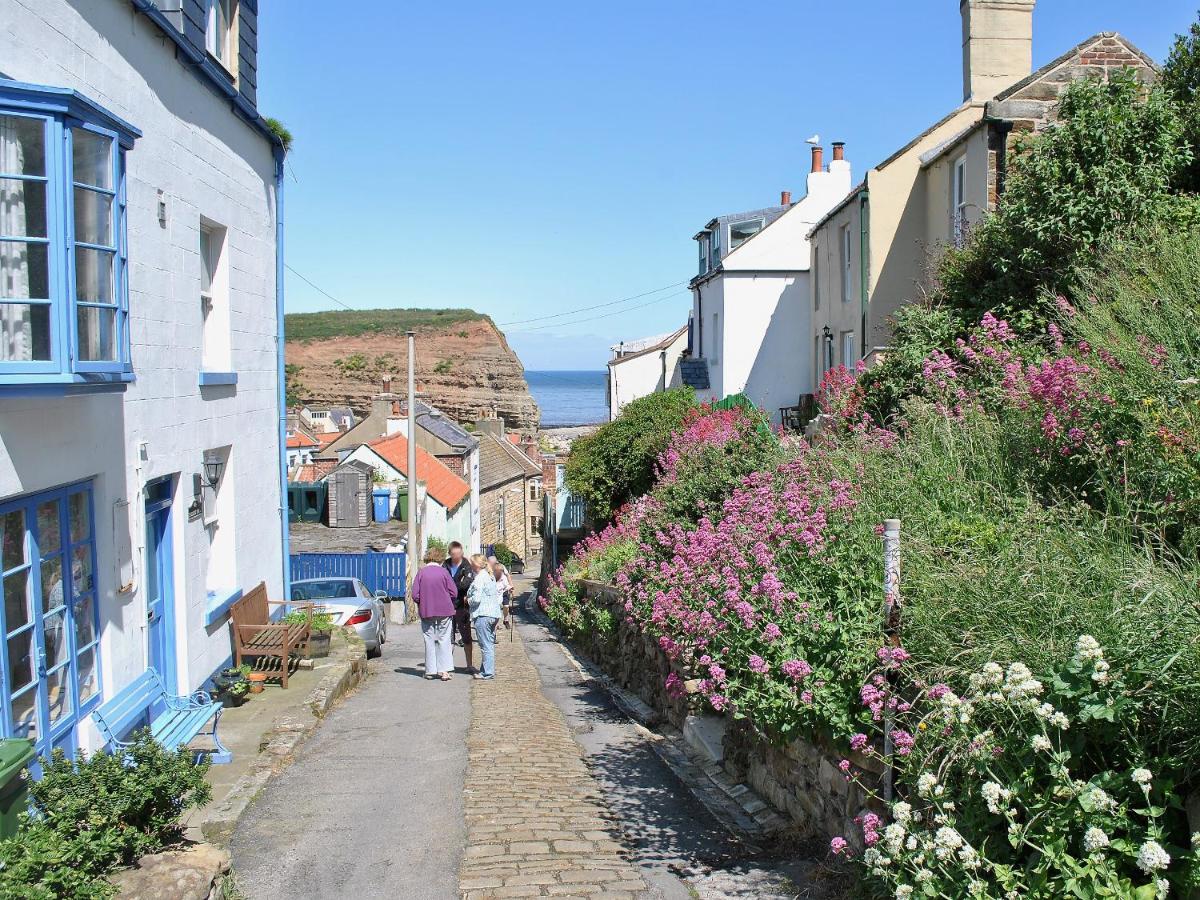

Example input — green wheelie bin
[0,739,34,838]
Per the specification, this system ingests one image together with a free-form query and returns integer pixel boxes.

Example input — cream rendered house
[686,144,853,422]
[808,0,1154,383]
[606,326,688,421]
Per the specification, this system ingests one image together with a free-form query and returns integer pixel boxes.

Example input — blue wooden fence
[289,552,407,597]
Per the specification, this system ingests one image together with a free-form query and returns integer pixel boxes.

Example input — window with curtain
[0,82,137,386]
[206,0,234,67]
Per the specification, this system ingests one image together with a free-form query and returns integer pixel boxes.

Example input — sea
[525,370,608,428]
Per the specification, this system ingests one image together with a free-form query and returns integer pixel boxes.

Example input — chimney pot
[781,190,792,206]
[391,400,401,416]
[832,142,845,161]
[381,375,393,394]
[810,146,824,174]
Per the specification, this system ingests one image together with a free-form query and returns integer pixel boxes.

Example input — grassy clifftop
[284,307,490,342]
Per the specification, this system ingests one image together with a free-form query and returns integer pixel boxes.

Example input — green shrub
[491,543,515,566]
[565,387,696,522]
[0,733,212,898]
[425,536,448,559]
[936,71,1198,329]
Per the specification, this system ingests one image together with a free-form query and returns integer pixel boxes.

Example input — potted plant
[284,610,335,659]
[212,664,251,706]
[246,671,268,693]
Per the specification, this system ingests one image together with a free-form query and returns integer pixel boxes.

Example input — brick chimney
[961,0,1035,102]
[780,190,792,206]
[810,145,824,174]
[832,142,844,162]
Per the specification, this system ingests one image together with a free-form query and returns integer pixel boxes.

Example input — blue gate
[289,552,407,598]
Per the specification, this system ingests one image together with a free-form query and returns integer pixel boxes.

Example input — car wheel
[367,639,382,659]
[378,617,387,646]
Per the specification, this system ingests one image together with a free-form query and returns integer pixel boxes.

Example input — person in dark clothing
[443,541,476,673]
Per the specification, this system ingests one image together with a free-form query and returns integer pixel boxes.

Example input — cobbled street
[231,577,841,899]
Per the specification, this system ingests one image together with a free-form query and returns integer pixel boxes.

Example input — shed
[326,460,374,528]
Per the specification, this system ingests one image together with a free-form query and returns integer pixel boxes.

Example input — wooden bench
[92,668,230,764]
[230,582,311,689]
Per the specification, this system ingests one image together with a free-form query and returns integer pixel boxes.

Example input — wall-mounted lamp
[202,451,225,488]
[822,325,834,372]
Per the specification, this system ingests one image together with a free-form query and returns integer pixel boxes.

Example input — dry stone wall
[573,579,882,844]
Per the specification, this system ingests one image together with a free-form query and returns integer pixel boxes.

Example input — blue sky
[259,1,1194,370]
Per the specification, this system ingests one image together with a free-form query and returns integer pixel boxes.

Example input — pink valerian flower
[748,655,770,675]
[1055,295,1077,317]
[922,350,958,388]
[891,729,915,755]
[762,622,783,643]
[856,812,882,847]
[781,659,813,681]
[708,694,728,712]
[980,311,1015,343]
[838,759,851,773]
[830,837,849,855]
[708,663,727,684]
[876,646,911,668]
[928,683,952,700]
[800,690,814,704]
[849,733,869,751]
[664,672,686,700]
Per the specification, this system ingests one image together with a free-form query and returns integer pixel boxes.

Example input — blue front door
[144,479,176,705]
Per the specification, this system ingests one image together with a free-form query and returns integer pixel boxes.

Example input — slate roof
[366,433,471,510]
[414,401,478,453]
[479,434,541,492]
[679,358,710,390]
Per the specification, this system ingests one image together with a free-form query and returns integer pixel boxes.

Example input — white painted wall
[0,0,283,751]
[607,328,688,420]
[690,159,852,421]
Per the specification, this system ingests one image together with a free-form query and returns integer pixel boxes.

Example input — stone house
[686,144,854,422]
[0,0,286,758]
[807,0,1155,382]
[477,429,543,562]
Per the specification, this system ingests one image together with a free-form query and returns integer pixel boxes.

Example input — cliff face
[285,312,539,431]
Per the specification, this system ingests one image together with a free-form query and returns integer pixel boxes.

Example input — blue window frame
[0,481,101,760]
[0,79,139,392]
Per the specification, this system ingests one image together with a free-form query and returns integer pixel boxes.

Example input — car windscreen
[292,580,357,601]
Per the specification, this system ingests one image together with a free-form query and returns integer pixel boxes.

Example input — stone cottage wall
[574,580,883,843]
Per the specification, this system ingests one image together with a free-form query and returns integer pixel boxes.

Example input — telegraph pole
[404,330,418,622]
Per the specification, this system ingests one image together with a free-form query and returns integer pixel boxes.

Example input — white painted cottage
[685,144,853,422]
[0,0,286,758]
[605,325,688,421]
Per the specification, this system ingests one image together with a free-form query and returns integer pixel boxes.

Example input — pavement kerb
[200,629,369,846]
[522,594,786,845]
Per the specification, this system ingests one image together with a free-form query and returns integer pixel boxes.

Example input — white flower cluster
[1083,826,1110,853]
[1131,768,1153,788]
[1032,734,1053,753]
[917,773,938,798]
[1074,634,1111,684]
[1084,786,1118,813]
[1136,840,1171,874]
[981,781,1013,815]
[891,801,913,826]
[1034,702,1071,730]
[1001,662,1044,702]
[933,826,964,861]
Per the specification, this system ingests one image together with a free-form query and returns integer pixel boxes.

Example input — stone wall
[574,580,882,843]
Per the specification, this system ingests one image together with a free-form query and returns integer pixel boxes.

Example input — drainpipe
[858,189,870,362]
[274,149,290,598]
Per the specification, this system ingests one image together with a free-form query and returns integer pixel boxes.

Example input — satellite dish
[805,133,821,145]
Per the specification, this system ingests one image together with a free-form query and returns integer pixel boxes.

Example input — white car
[290,577,388,658]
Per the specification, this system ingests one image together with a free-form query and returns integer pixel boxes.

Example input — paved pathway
[458,618,650,899]
[231,611,472,900]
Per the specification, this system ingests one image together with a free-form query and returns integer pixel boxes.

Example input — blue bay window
[0,80,140,392]
[1,481,101,759]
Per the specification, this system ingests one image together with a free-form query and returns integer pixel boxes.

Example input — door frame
[143,477,177,696]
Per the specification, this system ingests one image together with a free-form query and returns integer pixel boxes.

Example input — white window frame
[729,218,765,250]
[813,256,820,311]
[841,330,855,367]
[205,0,234,68]
[952,154,968,247]
[840,225,853,304]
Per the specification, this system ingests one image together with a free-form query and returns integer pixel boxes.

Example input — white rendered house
[0,0,286,758]
[605,325,688,421]
[686,144,853,422]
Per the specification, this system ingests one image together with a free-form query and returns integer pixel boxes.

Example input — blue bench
[92,669,230,765]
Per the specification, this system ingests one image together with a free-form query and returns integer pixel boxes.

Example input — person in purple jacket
[411,546,459,681]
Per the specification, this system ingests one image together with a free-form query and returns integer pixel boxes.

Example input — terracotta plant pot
[247,671,268,694]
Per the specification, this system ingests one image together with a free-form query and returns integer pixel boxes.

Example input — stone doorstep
[195,629,370,846]
[682,713,726,765]
[527,601,783,844]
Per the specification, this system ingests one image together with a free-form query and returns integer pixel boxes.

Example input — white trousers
[420,616,455,675]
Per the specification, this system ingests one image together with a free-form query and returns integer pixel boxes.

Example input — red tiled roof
[366,432,470,510]
[316,432,340,447]
[287,431,320,448]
